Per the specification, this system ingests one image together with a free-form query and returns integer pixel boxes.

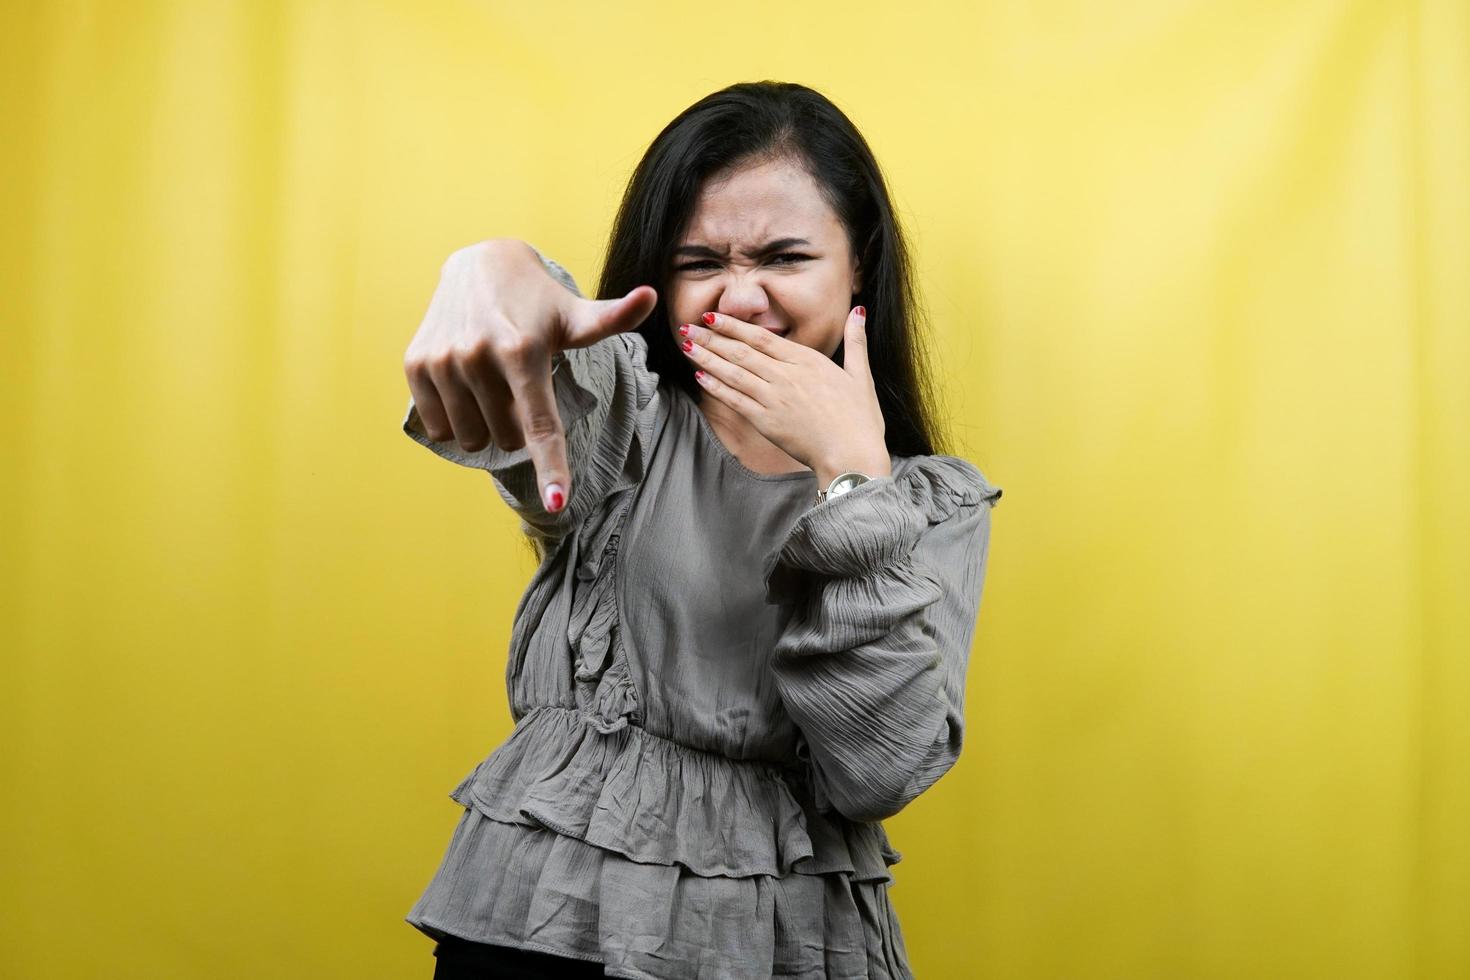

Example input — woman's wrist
[813,452,892,493]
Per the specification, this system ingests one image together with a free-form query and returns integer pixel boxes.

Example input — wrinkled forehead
[681,160,843,246]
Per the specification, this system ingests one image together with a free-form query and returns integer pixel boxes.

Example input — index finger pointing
[500,344,572,513]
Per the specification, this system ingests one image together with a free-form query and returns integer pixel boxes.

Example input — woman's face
[666,156,862,359]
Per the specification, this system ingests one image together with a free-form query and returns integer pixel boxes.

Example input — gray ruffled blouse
[400,249,1004,979]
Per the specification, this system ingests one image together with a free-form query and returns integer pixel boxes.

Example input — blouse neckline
[680,387,817,485]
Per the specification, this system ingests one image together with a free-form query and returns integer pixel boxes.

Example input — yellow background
[2,1,1466,977]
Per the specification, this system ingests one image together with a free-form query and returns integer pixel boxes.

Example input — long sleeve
[401,246,662,547]
[761,455,1003,823]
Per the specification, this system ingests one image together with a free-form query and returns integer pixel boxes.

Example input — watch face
[822,472,871,502]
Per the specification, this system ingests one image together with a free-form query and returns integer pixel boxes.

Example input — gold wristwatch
[817,470,873,504]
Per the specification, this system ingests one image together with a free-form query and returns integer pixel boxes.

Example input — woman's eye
[675,254,811,272]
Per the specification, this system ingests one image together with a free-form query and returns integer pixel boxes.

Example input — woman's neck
[696,393,811,476]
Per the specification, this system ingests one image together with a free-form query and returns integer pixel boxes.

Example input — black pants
[431,934,607,979]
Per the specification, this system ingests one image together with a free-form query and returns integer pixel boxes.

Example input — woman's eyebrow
[673,237,812,259]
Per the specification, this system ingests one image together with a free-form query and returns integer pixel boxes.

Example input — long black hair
[594,80,951,459]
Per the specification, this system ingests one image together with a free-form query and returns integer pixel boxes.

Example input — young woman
[400,80,1004,980]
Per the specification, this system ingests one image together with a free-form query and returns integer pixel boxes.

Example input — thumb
[842,305,870,381]
[563,285,659,348]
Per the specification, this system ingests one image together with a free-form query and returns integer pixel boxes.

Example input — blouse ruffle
[407,800,914,980]
[763,455,1001,594]
[444,704,901,882]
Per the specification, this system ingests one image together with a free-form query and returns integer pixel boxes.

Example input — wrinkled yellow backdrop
[2,1,1466,977]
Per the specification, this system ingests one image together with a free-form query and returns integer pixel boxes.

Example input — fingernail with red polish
[702,312,716,326]
[678,324,690,336]
[545,483,565,512]
[681,339,693,352]
[856,306,866,317]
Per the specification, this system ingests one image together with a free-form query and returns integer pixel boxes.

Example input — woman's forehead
[696,158,820,208]
[684,162,844,244]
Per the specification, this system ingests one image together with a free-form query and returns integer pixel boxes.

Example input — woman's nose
[715,277,770,321]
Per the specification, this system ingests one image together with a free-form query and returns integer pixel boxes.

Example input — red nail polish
[695,369,705,381]
[678,324,690,336]
[681,339,693,352]
[856,306,866,317]
[546,485,565,511]
[702,312,716,326]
